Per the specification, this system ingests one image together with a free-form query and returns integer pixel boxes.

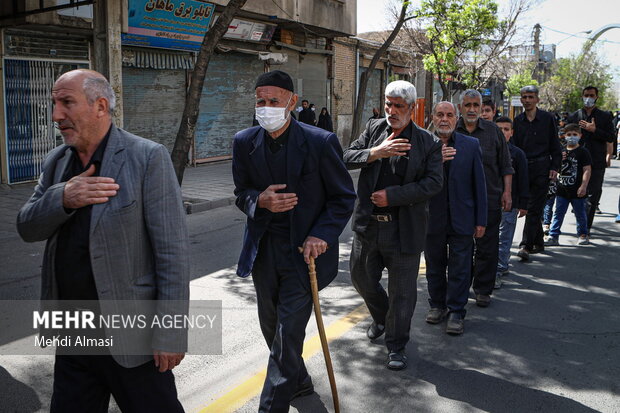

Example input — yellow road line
[197,304,369,413]
[197,262,425,413]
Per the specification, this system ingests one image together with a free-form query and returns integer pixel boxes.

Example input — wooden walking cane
[298,247,340,413]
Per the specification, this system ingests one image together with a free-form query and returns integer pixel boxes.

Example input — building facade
[0,0,355,184]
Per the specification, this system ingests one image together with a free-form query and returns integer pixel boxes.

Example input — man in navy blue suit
[425,101,487,335]
[232,70,355,412]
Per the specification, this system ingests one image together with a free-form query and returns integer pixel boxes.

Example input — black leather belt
[370,214,395,222]
[527,155,549,164]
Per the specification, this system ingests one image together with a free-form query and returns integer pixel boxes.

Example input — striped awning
[122,48,195,70]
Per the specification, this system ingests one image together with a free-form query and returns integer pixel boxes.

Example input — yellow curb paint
[197,304,368,413]
[197,262,426,413]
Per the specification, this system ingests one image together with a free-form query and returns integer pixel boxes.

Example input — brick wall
[333,39,357,144]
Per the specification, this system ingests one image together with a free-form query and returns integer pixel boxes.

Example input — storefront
[2,29,89,184]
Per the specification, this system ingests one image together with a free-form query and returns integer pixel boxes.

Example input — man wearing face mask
[567,86,616,235]
[232,70,355,412]
[344,80,443,370]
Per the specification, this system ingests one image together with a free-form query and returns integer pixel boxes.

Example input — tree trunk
[171,0,248,186]
[347,2,411,146]
[439,79,448,101]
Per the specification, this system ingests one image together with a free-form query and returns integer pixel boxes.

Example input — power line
[541,25,620,45]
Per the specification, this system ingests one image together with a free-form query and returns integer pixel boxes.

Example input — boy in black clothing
[545,124,592,246]
[495,117,529,285]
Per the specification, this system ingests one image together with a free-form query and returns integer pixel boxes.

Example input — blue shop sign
[121,0,215,51]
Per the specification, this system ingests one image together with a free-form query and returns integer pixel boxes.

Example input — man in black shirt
[17,69,189,412]
[567,86,616,234]
[512,85,563,260]
[344,80,442,370]
[298,99,316,125]
[233,70,355,410]
[456,89,513,308]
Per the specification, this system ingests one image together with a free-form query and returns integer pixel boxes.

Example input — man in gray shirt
[456,89,513,308]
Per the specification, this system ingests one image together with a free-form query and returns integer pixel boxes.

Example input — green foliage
[504,71,538,97]
[539,49,618,112]
[416,0,502,96]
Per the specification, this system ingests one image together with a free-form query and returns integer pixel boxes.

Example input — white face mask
[255,94,292,133]
[583,97,596,108]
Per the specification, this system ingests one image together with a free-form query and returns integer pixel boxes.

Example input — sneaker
[543,224,550,235]
[615,214,620,223]
[494,274,503,289]
[425,308,448,324]
[578,235,590,245]
[544,237,559,246]
[516,247,529,261]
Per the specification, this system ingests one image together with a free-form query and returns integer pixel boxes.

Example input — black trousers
[425,231,473,318]
[252,232,313,413]
[350,220,420,352]
[586,168,606,232]
[521,167,549,250]
[50,355,184,413]
[472,208,501,296]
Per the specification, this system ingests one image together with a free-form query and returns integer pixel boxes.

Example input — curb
[184,196,236,214]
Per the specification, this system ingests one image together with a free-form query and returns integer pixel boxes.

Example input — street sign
[121,0,215,51]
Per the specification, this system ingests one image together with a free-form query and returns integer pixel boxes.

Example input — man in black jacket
[567,86,616,236]
[344,80,443,371]
[298,99,316,125]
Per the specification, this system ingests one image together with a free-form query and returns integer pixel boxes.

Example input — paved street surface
[1,161,619,412]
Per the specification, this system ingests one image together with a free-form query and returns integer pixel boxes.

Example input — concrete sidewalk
[0,161,236,237]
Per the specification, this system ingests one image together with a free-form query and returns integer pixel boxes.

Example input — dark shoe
[425,308,448,324]
[386,351,407,370]
[530,244,544,254]
[445,313,464,335]
[475,294,491,307]
[595,207,602,214]
[516,247,529,261]
[367,322,385,340]
[291,377,314,400]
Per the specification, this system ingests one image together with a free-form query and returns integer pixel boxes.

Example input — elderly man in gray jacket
[17,69,189,413]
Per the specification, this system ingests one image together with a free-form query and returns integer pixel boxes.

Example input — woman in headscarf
[317,107,333,132]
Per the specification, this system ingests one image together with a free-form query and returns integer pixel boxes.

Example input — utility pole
[532,23,541,83]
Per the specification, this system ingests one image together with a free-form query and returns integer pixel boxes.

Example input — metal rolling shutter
[122,67,186,152]
[194,52,263,160]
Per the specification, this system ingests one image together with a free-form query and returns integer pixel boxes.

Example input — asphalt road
[1,164,619,412]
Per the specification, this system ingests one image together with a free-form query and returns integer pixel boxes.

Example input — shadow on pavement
[0,365,42,413]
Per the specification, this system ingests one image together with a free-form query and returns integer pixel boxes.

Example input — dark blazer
[232,119,356,290]
[427,132,487,235]
[343,119,443,254]
[17,125,190,368]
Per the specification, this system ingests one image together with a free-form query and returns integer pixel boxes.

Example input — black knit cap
[255,70,294,92]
